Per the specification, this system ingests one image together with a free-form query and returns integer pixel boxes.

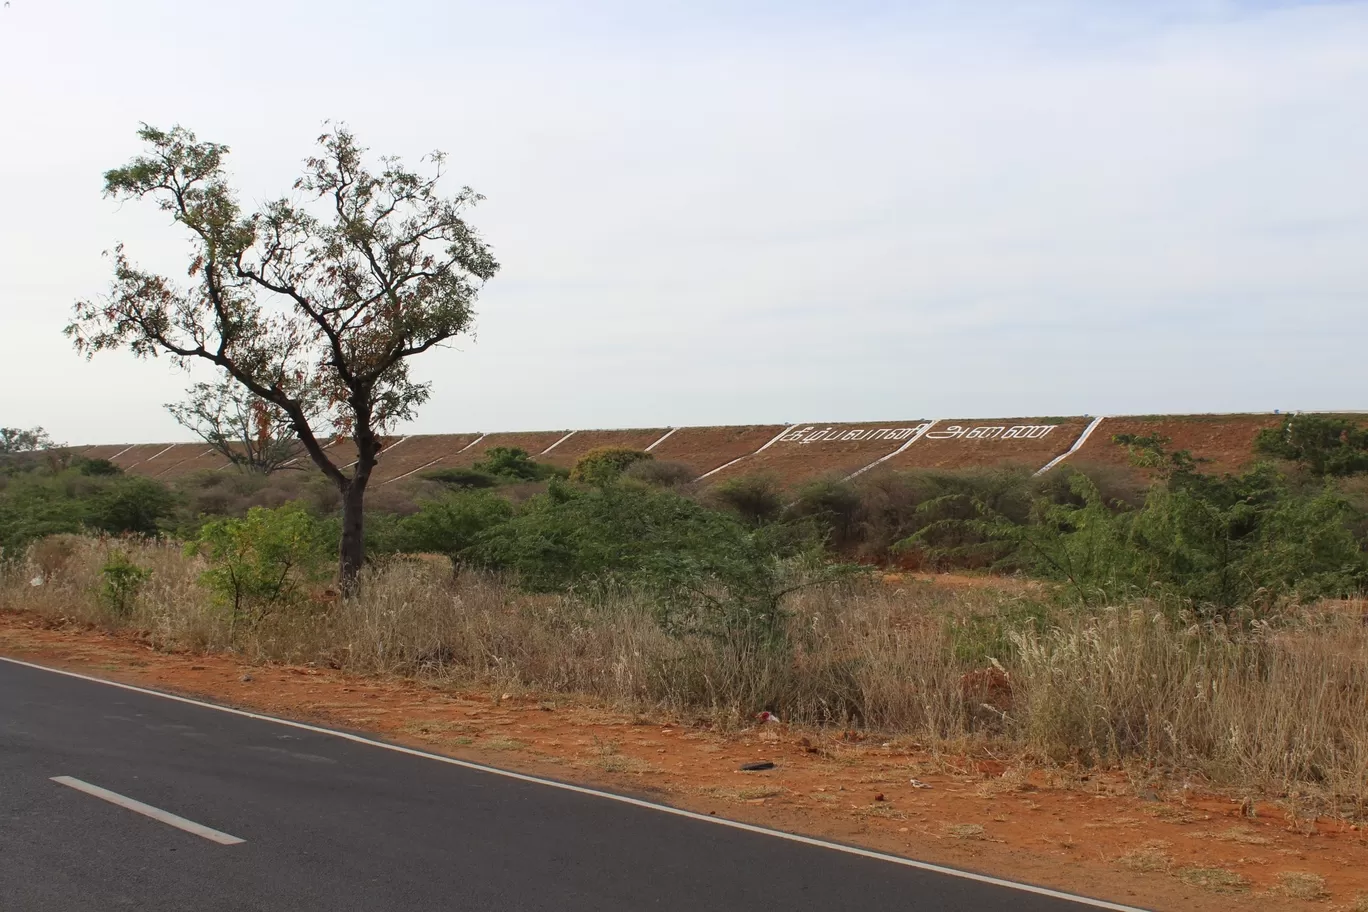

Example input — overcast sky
[1,0,1364,444]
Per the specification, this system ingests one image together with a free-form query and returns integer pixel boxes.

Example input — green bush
[954,441,1367,615]
[190,503,335,629]
[422,466,501,489]
[0,469,177,554]
[788,477,863,550]
[569,447,653,486]
[472,447,559,482]
[1256,414,1368,477]
[100,549,151,618]
[390,491,513,567]
[706,473,785,527]
[76,458,122,477]
[622,459,697,489]
[471,482,837,647]
[88,477,177,537]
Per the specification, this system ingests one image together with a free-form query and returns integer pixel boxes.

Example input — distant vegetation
[4,418,1368,811]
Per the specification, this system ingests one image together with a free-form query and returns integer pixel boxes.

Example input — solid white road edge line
[50,775,245,846]
[6,656,1143,912]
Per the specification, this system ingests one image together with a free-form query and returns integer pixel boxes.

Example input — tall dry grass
[4,534,1366,814]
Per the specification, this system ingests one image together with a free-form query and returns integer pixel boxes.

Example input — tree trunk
[339,476,368,595]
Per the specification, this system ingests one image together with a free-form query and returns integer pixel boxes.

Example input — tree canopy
[68,124,499,586]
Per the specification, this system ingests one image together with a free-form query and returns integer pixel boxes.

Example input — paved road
[0,657,1141,911]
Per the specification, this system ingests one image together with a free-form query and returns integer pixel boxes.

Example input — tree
[67,124,499,590]
[0,426,56,454]
[166,380,306,475]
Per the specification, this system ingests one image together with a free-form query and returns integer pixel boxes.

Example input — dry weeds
[6,535,1368,816]
[1277,871,1329,901]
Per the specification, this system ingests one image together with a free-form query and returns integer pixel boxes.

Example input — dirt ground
[706,421,931,486]
[367,433,483,484]
[3,607,1364,911]
[1067,415,1283,476]
[882,416,1093,473]
[537,428,672,469]
[643,424,788,477]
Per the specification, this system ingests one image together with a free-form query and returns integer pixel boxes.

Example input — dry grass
[943,823,986,840]
[1277,871,1329,901]
[5,535,1368,816]
[1116,842,1172,873]
[1174,866,1250,894]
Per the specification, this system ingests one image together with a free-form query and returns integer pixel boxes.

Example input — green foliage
[706,473,786,527]
[950,444,1367,615]
[389,491,513,565]
[1256,414,1368,477]
[0,426,56,454]
[569,447,653,486]
[945,601,1052,664]
[621,459,697,489]
[68,123,501,589]
[889,468,1038,569]
[0,468,177,554]
[472,483,837,647]
[472,447,559,482]
[190,503,335,628]
[76,458,121,477]
[422,466,501,489]
[87,477,177,537]
[100,550,151,618]
[789,477,864,549]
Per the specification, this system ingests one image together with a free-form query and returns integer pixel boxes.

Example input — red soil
[419,431,572,474]
[368,434,482,484]
[3,609,1364,912]
[648,425,788,476]
[537,428,672,469]
[139,443,215,478]
[705,421,931,487]
[882,417,1093,473]
[109,443,175,471]
[1067,415,1283,476]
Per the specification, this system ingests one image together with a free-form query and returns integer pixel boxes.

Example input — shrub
[472,481,840,650]
[99,549,151,618]
[472,447,559,482]
[422,466,501,489]
[88,477,177,537]
[789,477,863,550]
[76,457,122,477]
[390,491,514,568]
[960,446,1368,614]
[189,503,335,630]
[0,470,176,553]
[622,459,697,489]
[1256,414,1368,477]
[569,447,653,486]
[706,473,785,527]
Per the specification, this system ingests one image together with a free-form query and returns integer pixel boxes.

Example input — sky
[0,0,1365,444]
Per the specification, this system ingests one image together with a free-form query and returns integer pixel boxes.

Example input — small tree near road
[68,124,499,591]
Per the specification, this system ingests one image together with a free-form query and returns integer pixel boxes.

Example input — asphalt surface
[0,658,1141,911]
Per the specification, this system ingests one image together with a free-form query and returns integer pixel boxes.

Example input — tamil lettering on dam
[778,424,1057,445]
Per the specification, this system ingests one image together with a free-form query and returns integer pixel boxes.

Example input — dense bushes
[471,447,561,482]
[956,446,1367,614]
[1256,414,1368,477]
[0,465,177,553]
[568,447,653,486]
